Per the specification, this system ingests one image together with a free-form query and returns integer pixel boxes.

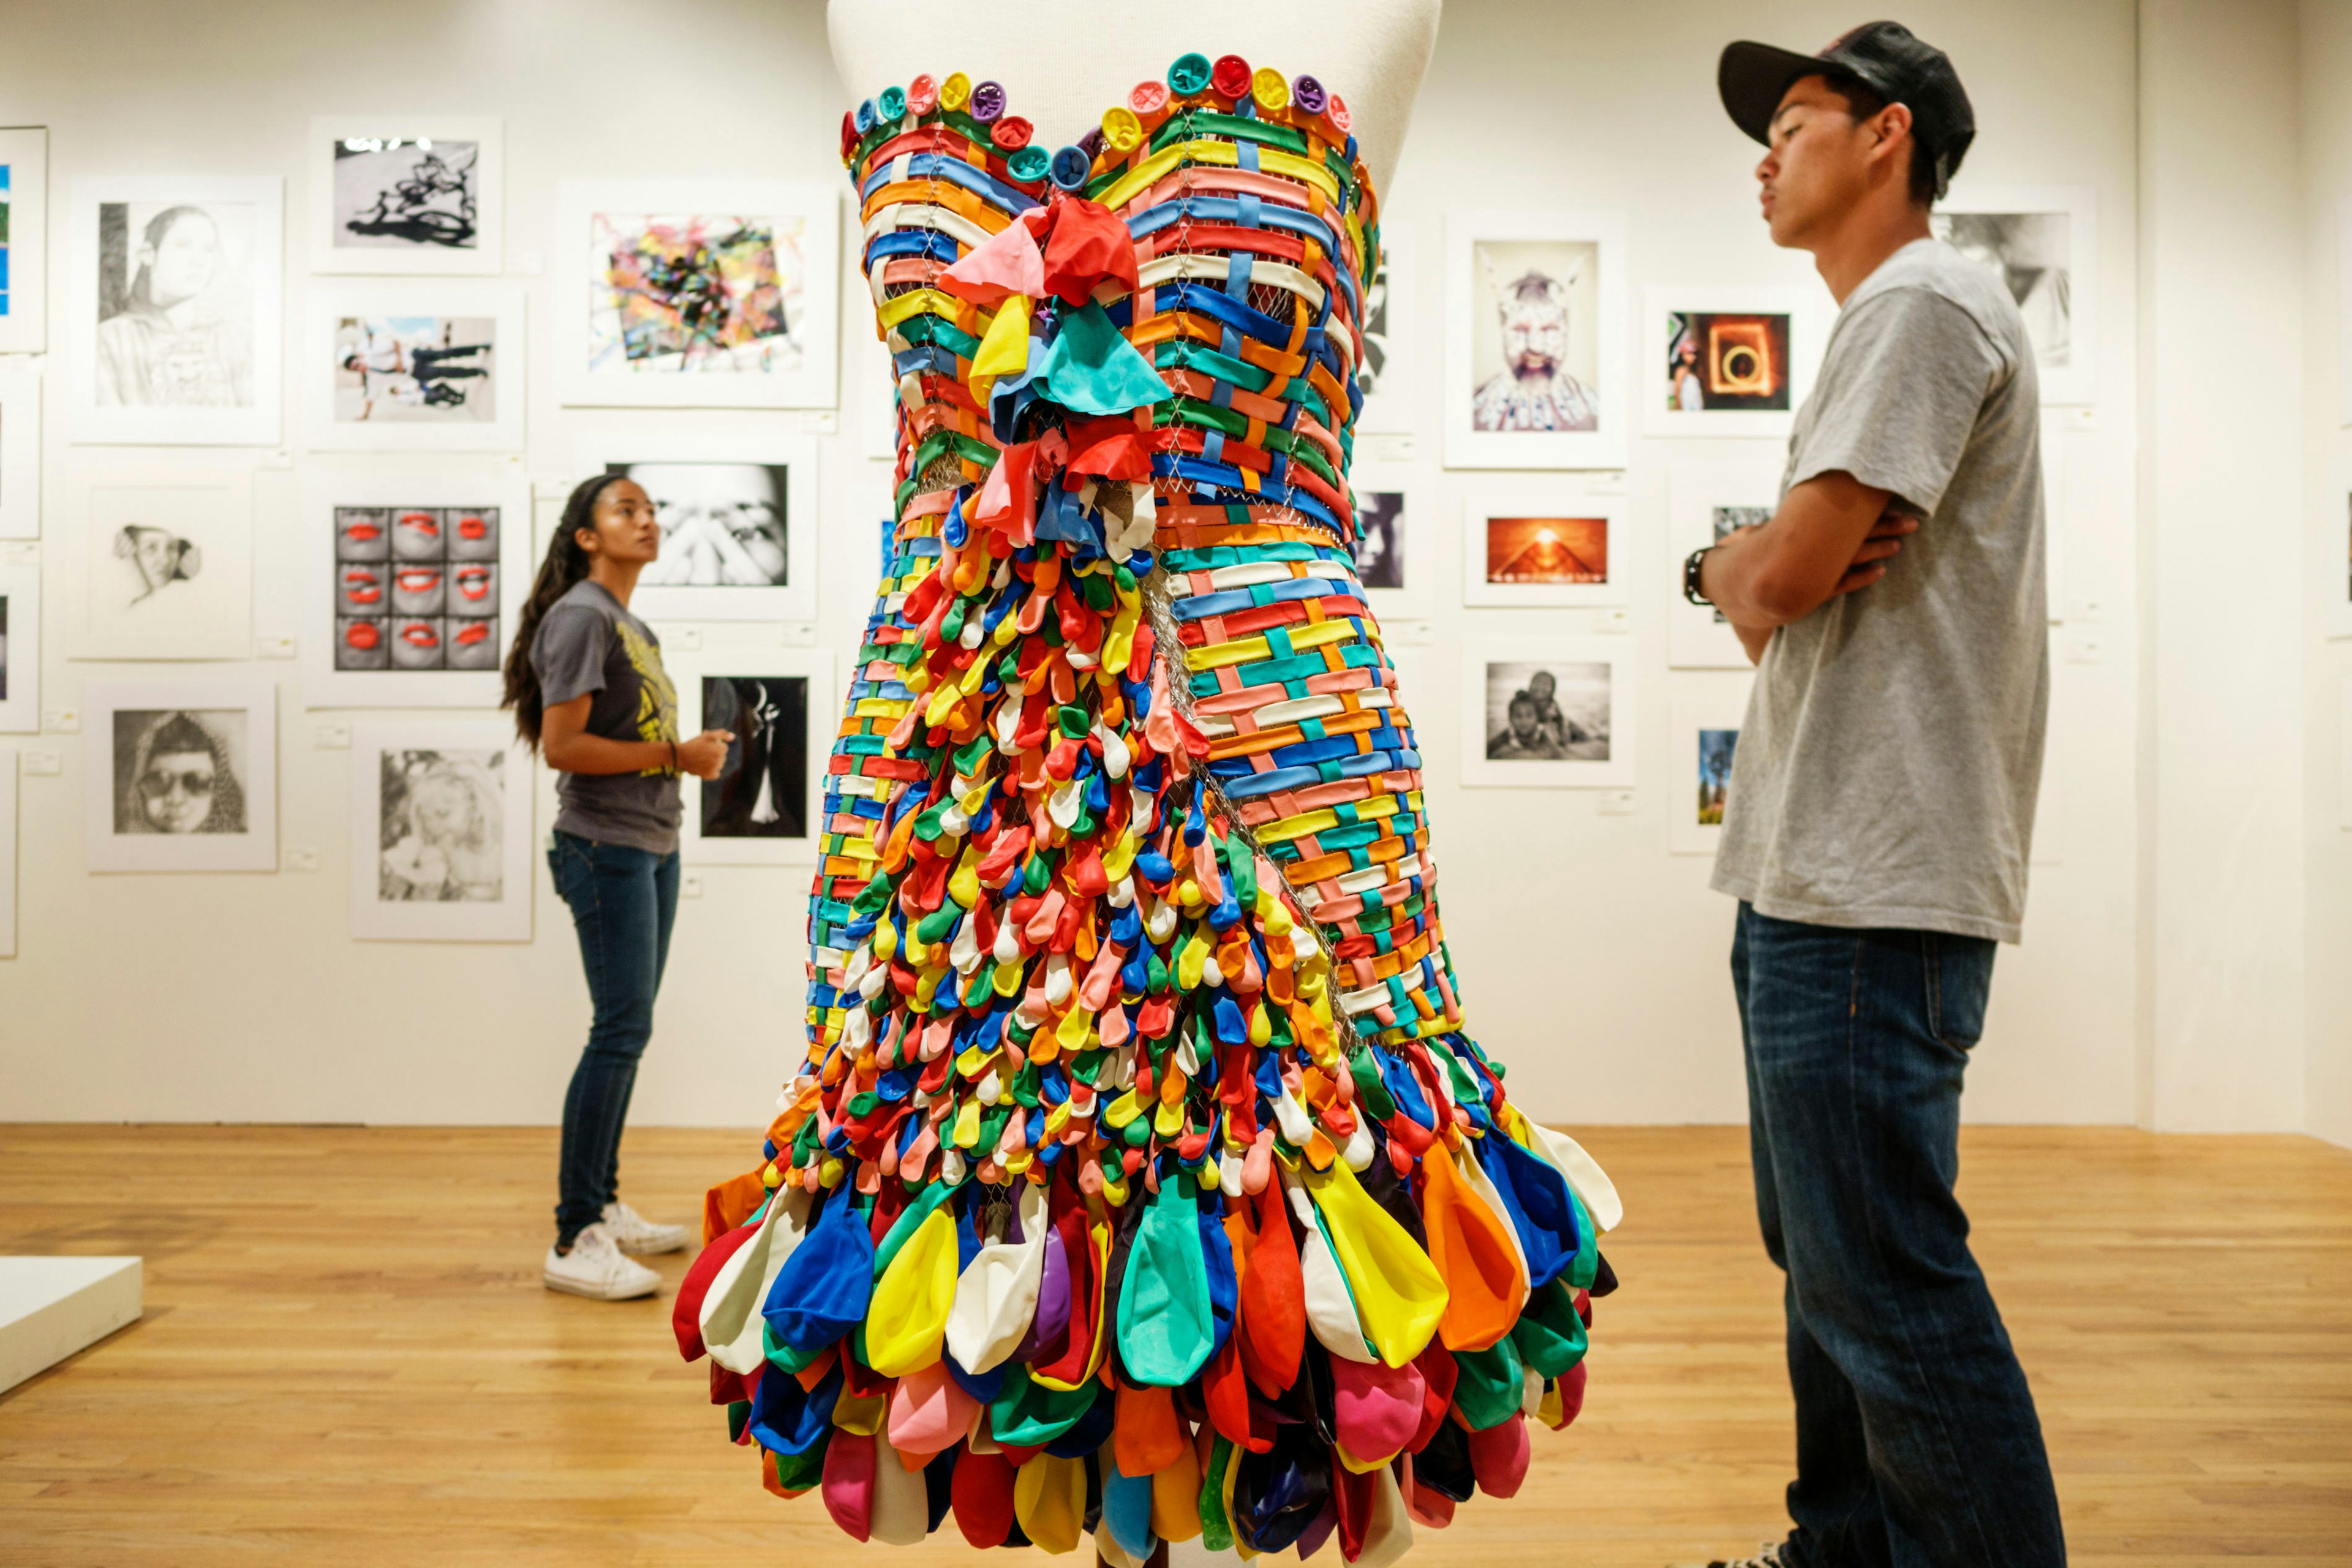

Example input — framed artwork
[301,469,529,707]
[669,648,833,866]
[0,560,41,733]
[555,179,841,409]
[570,433,818,623]
[74,469,252,660]
[0,362,39,538]
[1642,285,1823,438]
[1355,220,1414,435]
[1668,457,1782,668]
[308,116,502,275]
[1445,211,1627,470]
[306,285,525,452]
[0,749,14,957]
[1460,637,1634,788]
[1349,464,1430,614]
[64,175,284,445]
[85,677,277,872]
[0,128,49,353]
[1461,492,1626,608]
[1669,677,1752,856]
[349,721,532,941]
[1931,184,2097,407]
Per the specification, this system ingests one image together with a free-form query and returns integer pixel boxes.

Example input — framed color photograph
[309,116,502,275]
[64,175,284,445]
[0,560,42,733]
[0,362,39,538]
[0,128,50,354]
[556,180,841,409]
[1932,184,2097,407]
[301,468,529,707]
[1355,220,1415,435]
[1349,463,1430,614]
[1445,211,1627,470]
[85,677,277,872]
[669,648,833,866]
[1460,637,1634,788]
[570,433,818,624]
[1461,493,1626,608]
[1669,457,1784,668]
[74,469,252,660]
[1670,677,1752,855]
[349,721,532,941]
[1642,285,1823,438]
[307,285,525,452]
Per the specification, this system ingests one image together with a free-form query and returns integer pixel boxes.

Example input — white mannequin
[826,0,1441,199]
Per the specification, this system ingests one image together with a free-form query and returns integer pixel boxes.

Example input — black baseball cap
[1718,21,1975,197]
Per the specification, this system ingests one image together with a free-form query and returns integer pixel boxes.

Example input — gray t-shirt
[531,579,682,855]
[1712,238,2048,943]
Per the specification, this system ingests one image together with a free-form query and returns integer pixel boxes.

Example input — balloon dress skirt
[671,54,1623,1564]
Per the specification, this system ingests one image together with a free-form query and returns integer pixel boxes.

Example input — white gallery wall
[0,0,2334,1136]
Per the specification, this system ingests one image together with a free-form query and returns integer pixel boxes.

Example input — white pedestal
[0,1256,143,1392]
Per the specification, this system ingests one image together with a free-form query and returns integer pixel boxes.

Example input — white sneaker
[544,1223,662,1300]
[600,1200,691,1255]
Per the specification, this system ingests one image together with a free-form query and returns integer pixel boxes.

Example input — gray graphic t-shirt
[1712,238,2049,943]
[530,579,681,855]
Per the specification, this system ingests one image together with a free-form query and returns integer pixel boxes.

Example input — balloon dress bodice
[671,53,1621,1564]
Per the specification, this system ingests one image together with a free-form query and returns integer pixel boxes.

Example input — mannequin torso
[826,0,1440,197]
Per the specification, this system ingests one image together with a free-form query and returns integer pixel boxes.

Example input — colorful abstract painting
[587,212,804,376]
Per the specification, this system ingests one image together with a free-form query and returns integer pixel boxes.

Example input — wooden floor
[2,1125,2349,1566]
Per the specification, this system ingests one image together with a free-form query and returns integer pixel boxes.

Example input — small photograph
[308,287,524,451]
[1482,660,1612,763]
[0,129,49,354]
[333,138,481,254]
[350,720,532,940]
[334,505,500,673]
[78,475,252,660]
[609,462,789,589]
[113,707,247,835]
[1931,186,2095,404]
[1672,682,1752,853]
[1355,490,1406,591]
[1486,514,1607,586]
[334,314,497,425]
[1665,311,1792,412]
[699,675,810,840]
[1697,728,1738,826]
[1460,638,1634,788]
[1447,213,1626,470]
[86,678,280,872]
[1643,287,1819,437]
[1462,496,1625,608]
[1669,459,1784,668]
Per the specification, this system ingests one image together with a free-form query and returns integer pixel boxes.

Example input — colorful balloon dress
[671,52,1623,1564]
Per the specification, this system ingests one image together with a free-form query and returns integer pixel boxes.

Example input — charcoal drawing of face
[116,523,201,608]
[377,748,503,901]
[115,707,246,835]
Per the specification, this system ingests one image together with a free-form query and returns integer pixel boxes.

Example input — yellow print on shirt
[614,619,680,775]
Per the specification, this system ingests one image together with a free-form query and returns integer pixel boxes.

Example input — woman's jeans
[1732,903,2065,1568]
[549,830,679,1248]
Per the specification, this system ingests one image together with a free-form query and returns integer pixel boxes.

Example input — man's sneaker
[544,1223,661,1300]
[600,1200,691,1255]
[1676,1545,1789,1568]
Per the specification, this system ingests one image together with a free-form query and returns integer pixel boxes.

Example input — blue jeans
[1732,903,2065,1568]
[549,830,680,1248]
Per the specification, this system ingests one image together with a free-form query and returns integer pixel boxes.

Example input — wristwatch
[1682,546,1714,607]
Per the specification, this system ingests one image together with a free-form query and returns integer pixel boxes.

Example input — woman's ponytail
[502,472,630,750]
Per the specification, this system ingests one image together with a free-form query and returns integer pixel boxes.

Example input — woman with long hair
[505,472,732,1300]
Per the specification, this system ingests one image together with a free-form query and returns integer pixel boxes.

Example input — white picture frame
[669,647,834,866]
[64,175,284,446]
[0,560,42,733]
[308,116,503,276]
[1668,456,1784,668]
[0,362,40,538]
[570,432,819,624]
[556,179,842,410]
[0,749,15,957]
[1642,285,1825,439]
[1355,219,1415,435]
[1460,636,1634,788]
[306,284,526,453]
[1461,490,1627,609]
[72,467,252,660]
[300,467,530,709]
[85,676,277,872]
[1348,462,1431,616]
[1445,211,1627,471]
[0,128,50,354]
[1669,677,1752,856]
[349,720,533,941]
[1931,183,2097,407]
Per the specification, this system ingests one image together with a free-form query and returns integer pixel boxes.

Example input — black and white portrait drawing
[334,138,480,253]
[334,314,496,425]
[700,675,809,841]
[113,707,247,835]
[1930,187,2095,404]
[614,462,788,589]
[1448,214,1626,470]
[81,477,252,660]
[377,748,504,902]
[1483,661,1611,764]
[334,505,500,674]
[113,522,200,609]
[1354,491,1406,592]
[1460,639,1632,788]
[86,678,277,872]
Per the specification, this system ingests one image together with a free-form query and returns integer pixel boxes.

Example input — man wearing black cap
[1681,21,2062,1568]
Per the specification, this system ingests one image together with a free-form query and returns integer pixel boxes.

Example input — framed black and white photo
[64,175,284,445]
[669,648,832,866]
[301,469,529,707]
[556,180,841,409]
[570,434,818,623]
[1349,462,1430,615]
[1459,637,1634,788]
[349,721,532,941]
[1446,211,1627,470]
[0,560,42,733]
[306,285,525,452]
[1668,458,1783,668]
[73,469,252,660]
[1355,220,1415,435]
[1670,678,1751,856]
[0,363,39,538]
[0,128,50,355]
[309,116,502,276]
[1931,184,2097,407]
[85,677,277,872]
[1642,285,1824,439]
[1461,492,1627,609]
